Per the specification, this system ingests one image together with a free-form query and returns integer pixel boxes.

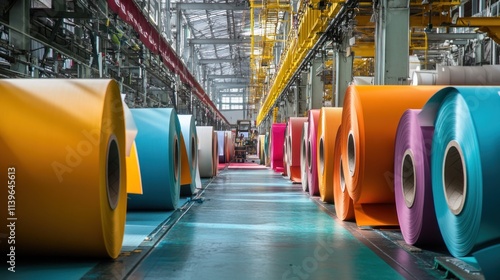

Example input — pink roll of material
[286,117,308,182]
[307,110,320,195]
[394,109,442,246]
[270,123,286,173]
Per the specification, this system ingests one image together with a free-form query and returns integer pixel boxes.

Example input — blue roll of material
[128,108,181,210]
[178,115,199,196]
[473,244,500,279]
[419,86,500,262]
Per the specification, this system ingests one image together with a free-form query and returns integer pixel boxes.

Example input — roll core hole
[301,140,307,166]
[443,141,466,215]
[340,157,346,193]
[174,137,180,182]
[107,137,120,210]
[191,136,197,167]
[402,151,416,208]
[307,140,312,171]
[319,138,325,174]
[286,136,292,165]
[347,132,356,176]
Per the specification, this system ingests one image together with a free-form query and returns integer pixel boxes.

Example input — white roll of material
[197,126,216,177]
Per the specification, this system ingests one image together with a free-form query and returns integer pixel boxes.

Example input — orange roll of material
[126,141,143,194]
[178,115,199,196]
[316,107,343,200]
[121,97,142,195]
[179,131,192,186]
[286,117,308,182]
[0,79,126,258]
[340,85,442,226]
[333,126,355,221]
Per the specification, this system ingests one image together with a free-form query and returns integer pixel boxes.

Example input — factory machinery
[0,0,231,130]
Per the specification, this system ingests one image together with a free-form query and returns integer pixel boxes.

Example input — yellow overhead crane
[255,0,500,125]
[255,0,345,125]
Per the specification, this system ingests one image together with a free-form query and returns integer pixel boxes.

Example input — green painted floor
[3,167,452,279]
[125,168,425,279]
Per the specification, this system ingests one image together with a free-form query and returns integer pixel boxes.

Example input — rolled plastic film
[286,117,308,182]
[0,79,126,258]
[317,107,342,200]
[196,126,216,177]
[394,109,441,245]
[420,86,500,258]
[128,108,181,210]
[340,85,442,226]
[306,109,320,195]
[270,123,286,173]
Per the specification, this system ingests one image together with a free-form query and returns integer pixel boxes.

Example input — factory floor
[7,163,481,279]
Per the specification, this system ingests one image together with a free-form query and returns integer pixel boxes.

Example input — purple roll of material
[394,109,443,246]
[307,109,320,196]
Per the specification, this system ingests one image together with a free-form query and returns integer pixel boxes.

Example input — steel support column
[308,58,324,110]
[374,0,409,85]
[9,0,29,74]
[335,43,353,107]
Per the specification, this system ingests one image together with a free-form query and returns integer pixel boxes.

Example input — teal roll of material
[178,115,199,196]
[420,86,500,258]
[473,244,500,279]
[128,108,181,210]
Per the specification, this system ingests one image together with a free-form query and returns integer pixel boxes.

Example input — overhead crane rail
[256,0,352,125]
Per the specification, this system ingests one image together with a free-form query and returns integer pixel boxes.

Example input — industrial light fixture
[421,0,429,4]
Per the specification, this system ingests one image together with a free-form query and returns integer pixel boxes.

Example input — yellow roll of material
[126,141,143,194]
[0,79,126,258]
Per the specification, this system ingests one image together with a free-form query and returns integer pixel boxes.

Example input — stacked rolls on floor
[282,84,500,277]
[0,79,223,261]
